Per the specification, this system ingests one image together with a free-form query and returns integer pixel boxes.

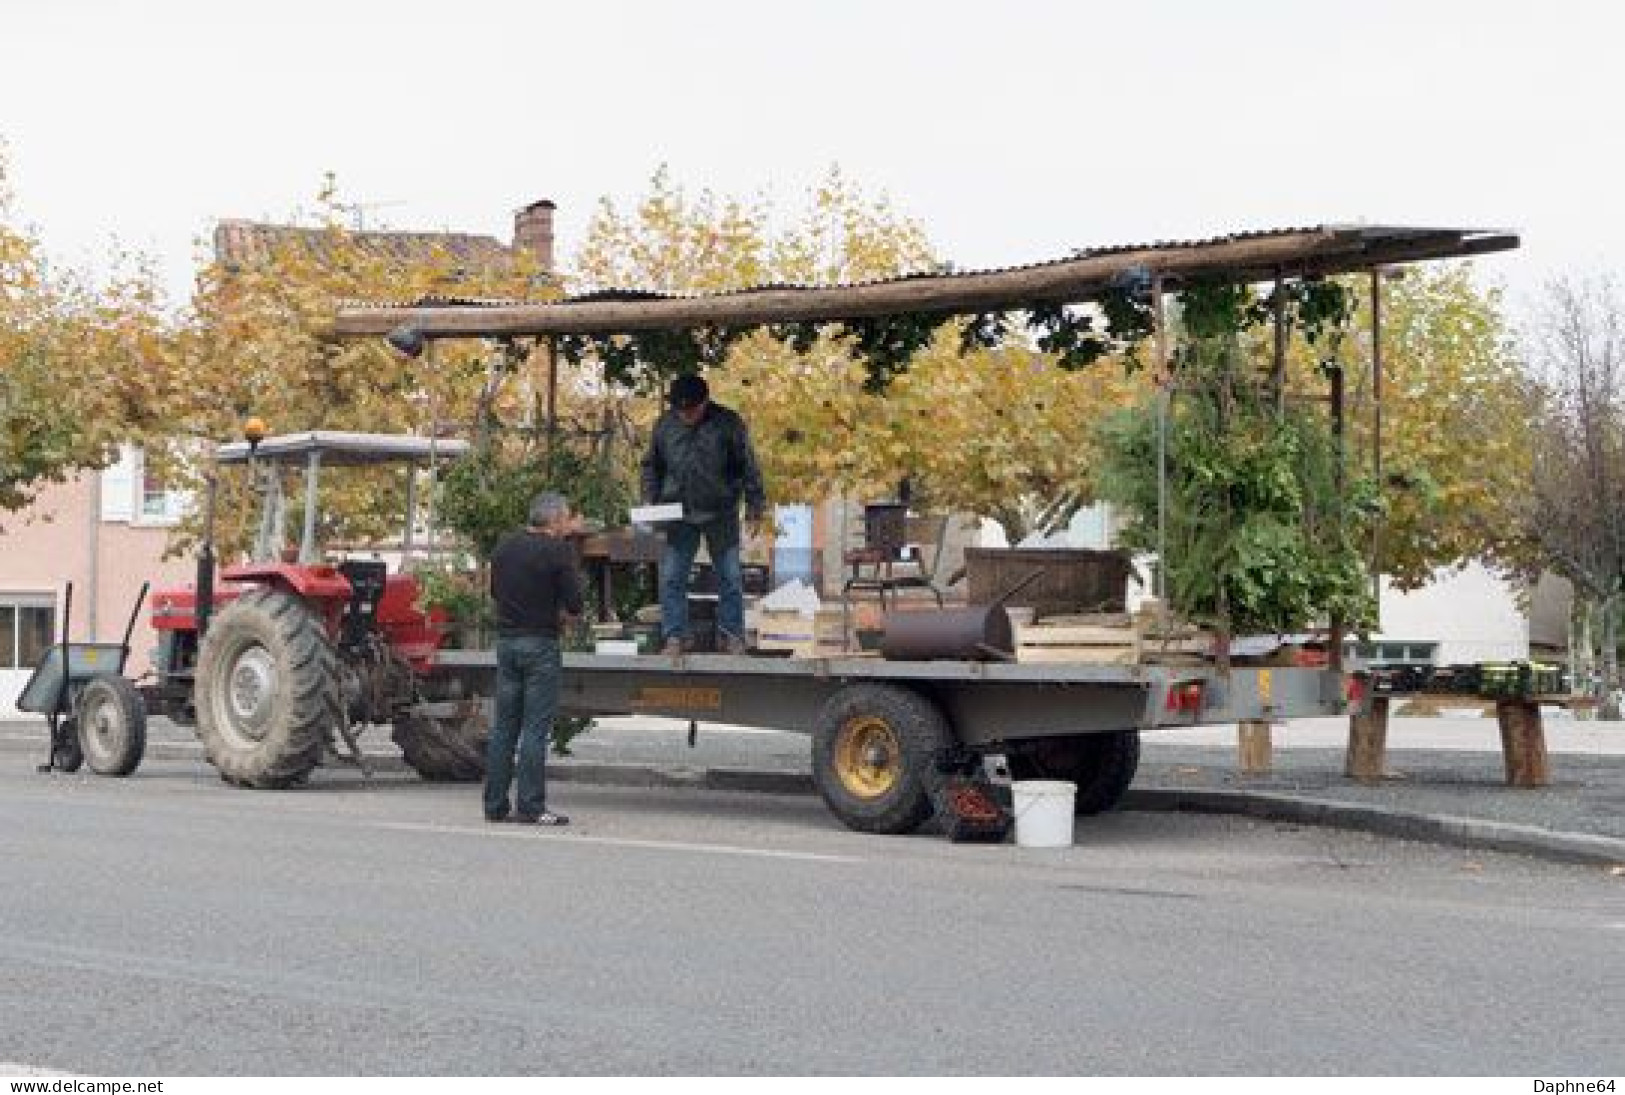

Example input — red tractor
[135,428,488,787]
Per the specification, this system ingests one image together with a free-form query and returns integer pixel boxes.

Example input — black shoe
[485,810,510,823]
[719,632,749,655]
[514,811,570,826]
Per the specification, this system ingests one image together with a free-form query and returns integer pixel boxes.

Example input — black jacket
[640,401,767,525]
[489,530,583,637]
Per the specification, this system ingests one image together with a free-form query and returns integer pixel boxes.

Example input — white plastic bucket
[1011,779,1077,848]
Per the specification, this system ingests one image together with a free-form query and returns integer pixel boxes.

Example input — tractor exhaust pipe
[195,472,218,638]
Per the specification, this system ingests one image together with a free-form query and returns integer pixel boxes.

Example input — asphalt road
[1,758,1620,1076]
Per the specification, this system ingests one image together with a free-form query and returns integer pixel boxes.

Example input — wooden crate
[755,608,848,657]
[1014,620,1139,665]
[1013,615,1211,665]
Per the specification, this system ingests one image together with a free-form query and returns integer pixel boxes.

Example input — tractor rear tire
[812,683,950,835]
[1010,729,1140,815]
[78,674,147,776]
[392,707,488,782]
[195,589,338,789]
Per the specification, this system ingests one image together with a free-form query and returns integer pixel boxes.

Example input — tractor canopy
[215,430,470,466]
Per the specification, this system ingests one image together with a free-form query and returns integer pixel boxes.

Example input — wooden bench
[1344,693,1591,787]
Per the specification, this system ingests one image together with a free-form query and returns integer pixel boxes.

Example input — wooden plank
[1014,645,1139,665]
[1137,636,1212,655]
[1014,623,1138,646]
[1038,612,1135,628]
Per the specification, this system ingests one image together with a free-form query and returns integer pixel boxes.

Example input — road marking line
[375,820,863,863]
[0,1062,75,1076]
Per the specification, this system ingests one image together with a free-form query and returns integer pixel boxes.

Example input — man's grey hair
[528,491,570,528]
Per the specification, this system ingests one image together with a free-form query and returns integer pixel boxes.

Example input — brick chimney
[513,199,556,273]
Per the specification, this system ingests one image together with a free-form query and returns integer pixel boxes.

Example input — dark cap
[668,373,709,409]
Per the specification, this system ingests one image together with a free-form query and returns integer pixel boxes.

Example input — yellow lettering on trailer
[1257,670,1273,703]
[632,687,723,713]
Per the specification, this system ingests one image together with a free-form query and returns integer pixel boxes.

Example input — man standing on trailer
[640,373,768,655]
[484,491,583,825]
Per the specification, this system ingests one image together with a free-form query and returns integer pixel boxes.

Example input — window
[141,462,171,520]
[102,445,189,525]
[0,599,55,670]
[1346,639,1440,666]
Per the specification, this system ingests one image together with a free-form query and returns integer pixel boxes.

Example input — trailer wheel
[392,707,487,782]
[195,589,336,789]
[77,674,147,776]
[1010,729,1140,815]
[813,683,949,835]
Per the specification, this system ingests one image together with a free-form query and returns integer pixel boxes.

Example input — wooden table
[577,529,664,623]
[1345,692,1592,787]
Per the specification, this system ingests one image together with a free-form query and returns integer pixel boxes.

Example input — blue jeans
[484,635,561,818]
[660,518,744,642]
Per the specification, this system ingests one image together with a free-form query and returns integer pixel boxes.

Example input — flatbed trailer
[413,651,1347,833]
[338,222,1513,834]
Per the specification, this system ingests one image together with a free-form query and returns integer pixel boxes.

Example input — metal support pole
[196,471,218,638]
[402,465,417,556]
[547,336,560,459]
[1370,268,1385,614]
[425,340,439,557]
[1271,275,1288,416]
[1152,275,1169,602]
[299,450,322,564]
[1328,352,1346,672]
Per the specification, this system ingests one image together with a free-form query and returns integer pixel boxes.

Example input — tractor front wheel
[195,589,338,789]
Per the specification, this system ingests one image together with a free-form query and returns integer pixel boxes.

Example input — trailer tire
[195,589,336,789]
[77,674,147,776]
[813,683,949,835]
[1010,729,1140,815]
[392,708,487,782]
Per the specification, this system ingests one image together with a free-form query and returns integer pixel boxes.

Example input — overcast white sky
[3,0,1621,315]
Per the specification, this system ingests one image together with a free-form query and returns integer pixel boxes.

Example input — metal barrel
[880,605,1014,662]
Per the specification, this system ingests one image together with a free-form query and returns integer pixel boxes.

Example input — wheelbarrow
[18,581,149,776]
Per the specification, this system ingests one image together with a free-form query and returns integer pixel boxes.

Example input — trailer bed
[429,650,1346,746]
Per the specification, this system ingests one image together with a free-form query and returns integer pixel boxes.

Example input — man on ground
[484,491,583,825]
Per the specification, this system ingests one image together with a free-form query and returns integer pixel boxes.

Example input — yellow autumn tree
[1270,266,1532,588]
[0,144,173,514]
[146,176,563,557]
[572,167,1149,535]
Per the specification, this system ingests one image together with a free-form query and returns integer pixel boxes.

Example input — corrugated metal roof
[332,224,1519,337]
[341,226,1332,311]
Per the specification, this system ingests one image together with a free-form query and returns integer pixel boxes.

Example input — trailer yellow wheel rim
[835,716,902,799]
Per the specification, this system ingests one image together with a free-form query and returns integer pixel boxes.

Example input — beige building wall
[0,470,193,715]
